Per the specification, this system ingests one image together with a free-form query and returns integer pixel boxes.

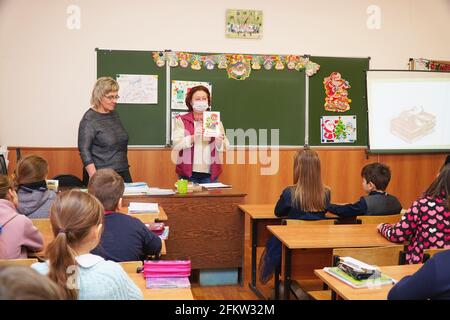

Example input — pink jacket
[0,199,44,259]
[175,112,223,181]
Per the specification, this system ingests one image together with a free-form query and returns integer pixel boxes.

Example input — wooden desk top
[121,206,168,222]
[239,204,276,219]
[239,204,338,220]
[314,264,422,300]
[268,224,392,249]
[124,188,246,199]
[128,273,194,300]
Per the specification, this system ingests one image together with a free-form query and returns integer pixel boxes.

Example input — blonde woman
[14,155,56,219]
[78,77,131,185]
[32,190,143,300]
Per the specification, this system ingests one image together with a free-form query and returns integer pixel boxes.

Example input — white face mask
[192,100,209,112]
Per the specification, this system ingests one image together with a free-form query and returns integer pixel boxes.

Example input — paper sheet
[117,74,158,104]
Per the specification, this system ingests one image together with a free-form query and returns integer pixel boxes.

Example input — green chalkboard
[97,49,167,145]
[171,59,306,146]
[308,56,370,146]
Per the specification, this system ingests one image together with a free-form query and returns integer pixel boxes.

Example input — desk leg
[248,218,267,300]
[283,245,291,300]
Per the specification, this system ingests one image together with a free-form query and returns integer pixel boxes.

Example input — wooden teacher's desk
[314,264,422,300]
[268,224,393,300]
[123,189,246,277]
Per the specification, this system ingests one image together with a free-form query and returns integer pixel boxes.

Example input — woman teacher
[173,85,229,184]
[78,77,132,184]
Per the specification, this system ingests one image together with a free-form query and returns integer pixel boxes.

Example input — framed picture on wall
[225,9,263,39]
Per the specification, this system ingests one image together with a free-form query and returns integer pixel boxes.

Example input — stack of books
[123,182,151,195]
[128,202,159,213]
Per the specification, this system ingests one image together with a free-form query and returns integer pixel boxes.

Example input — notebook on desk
[323,267,396,289]
[199,182,232,189]
[128,202,159,213]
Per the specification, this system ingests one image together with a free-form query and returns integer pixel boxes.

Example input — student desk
[127,273,194,300]
[238,204,340,299]
[30,206,168,258]
[268,224,393,300]
[314,264,422,300]
[123,189,247,277]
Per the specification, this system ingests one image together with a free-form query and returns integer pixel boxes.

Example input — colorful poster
[321,116,357,143]
[203,111,221,137]
[225,9,263,39]
[323,72,352,112]
[171,80,212,110]
[116,74,158,104]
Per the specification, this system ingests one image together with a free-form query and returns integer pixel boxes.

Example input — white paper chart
[117,74,158,104]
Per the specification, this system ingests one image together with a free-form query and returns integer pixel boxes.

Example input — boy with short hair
[327,162,402,217]
[88,169,162,262]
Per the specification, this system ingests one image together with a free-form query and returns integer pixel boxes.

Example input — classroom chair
[52,174,85,189]
[307,245,405,300]
[357,213,403,225]
[0,258,38,267]
[0,154,7,175]
[118,261,143,273]
[423,248,450,263]
[282,219,336,226]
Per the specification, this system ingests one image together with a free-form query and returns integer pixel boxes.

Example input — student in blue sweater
[326,162,402,217]
[388,250,450,300]
[89,169,162,262]
[32,190,142,300]
[259,148,331,284]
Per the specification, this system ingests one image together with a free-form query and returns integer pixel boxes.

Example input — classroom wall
[7,147,447,208]
[1,0,450,146]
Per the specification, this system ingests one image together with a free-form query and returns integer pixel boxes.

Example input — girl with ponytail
[32,190,142,300]
[0,174,43,259]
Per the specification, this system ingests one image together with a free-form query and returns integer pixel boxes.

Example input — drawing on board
[116,74,158,104]
[390,106,436,144]
[171,80,212,110]
[321,116,357,143]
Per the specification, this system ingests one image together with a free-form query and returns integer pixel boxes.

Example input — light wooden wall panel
[7,147,447,208]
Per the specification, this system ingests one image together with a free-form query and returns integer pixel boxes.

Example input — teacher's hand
[216,133,224,144]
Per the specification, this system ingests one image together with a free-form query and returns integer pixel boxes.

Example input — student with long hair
[14,155,56,219]
[31,190,142,300]
[378,164,450,264]
[259,148,331,284]
[0,174,43,259]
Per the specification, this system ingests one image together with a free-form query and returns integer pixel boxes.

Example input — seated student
[88,169,162,262]
[0,265,65,300]
[0,175,43,259]
[388,250,450,300]
[259,148,331,284]
[327,162,402,217]
[14,155,56,219]
[32,190,143,300]
[378,164,450,264]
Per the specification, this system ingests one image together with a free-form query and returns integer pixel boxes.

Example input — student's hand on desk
[377,223,384,231]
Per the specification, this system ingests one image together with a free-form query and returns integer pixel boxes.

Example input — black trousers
[83,168,133,186]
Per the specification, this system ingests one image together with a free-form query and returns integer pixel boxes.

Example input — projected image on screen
[390,106,436,144]
[367,71,450,152]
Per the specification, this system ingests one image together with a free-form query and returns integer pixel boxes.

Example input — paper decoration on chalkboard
[171,80,212,110]
[227,55,251,80]
[323,72,352,112]
[410,58,450,72]
[225,9,263,39]
[321,116,357,143]
[116,74,158,104]
[151,51,320,80]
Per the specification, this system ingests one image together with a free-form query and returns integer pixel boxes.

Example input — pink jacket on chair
[0,199,44,259]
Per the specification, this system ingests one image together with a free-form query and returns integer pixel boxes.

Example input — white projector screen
[367,70,450,153]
